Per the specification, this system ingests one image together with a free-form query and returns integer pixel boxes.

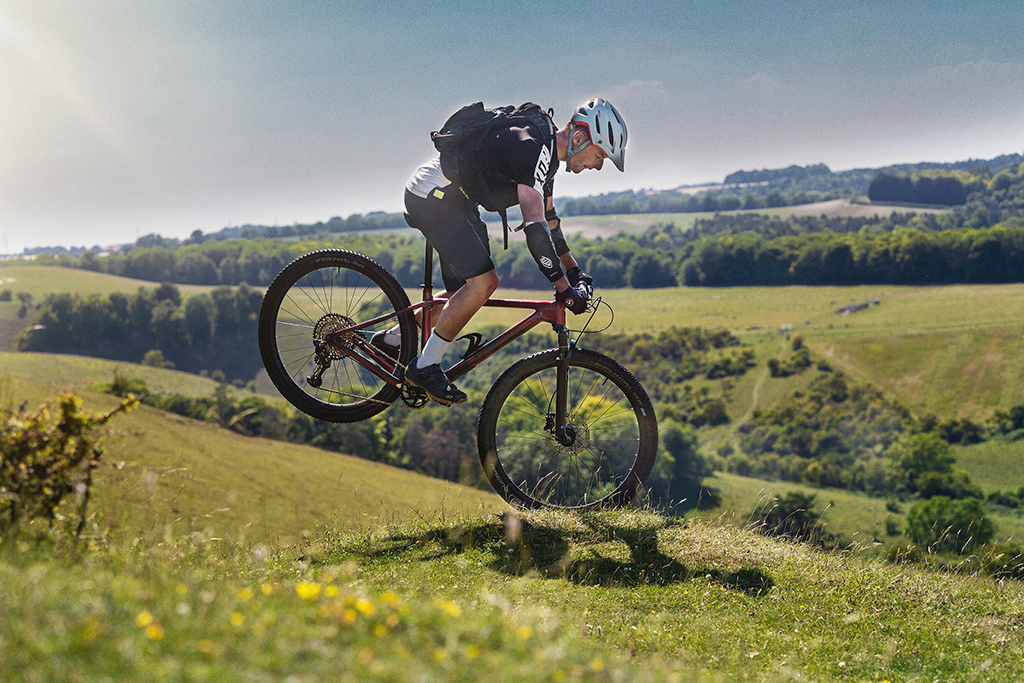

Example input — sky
[2,0,1023,254]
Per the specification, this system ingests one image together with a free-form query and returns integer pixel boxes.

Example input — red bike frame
[324,242,570,387]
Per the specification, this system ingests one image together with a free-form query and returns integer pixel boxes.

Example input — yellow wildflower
[373,623,387,637]
[466,644,481,659]
[435,599,462,618]
[237,587,254,602]
[145,624,165,641]
[230,612,244,627]
[354,598,375,615]
[135,611,154,628]
[516,625,533,640]
[295,582,322,601]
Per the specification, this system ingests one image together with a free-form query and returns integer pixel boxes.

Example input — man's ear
[573,129,588,147]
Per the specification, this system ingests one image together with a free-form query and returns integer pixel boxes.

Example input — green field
[0,351,253,399]
[7,253,1024,679]
[704,471,1024,551]
[472,282,1024,420]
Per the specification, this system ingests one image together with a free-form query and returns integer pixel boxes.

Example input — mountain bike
[258,244,658,510]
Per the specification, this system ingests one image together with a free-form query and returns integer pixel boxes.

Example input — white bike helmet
[569,98,627,171]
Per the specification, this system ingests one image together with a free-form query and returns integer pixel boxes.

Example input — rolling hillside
[0,265,214,351]
[5,368,504,544]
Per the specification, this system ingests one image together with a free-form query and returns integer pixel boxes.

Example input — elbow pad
[523,221,565,283]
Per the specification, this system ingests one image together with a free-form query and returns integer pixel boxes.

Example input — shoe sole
[404,376,467,406]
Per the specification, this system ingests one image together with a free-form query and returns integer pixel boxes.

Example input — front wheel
[477,348,658,509]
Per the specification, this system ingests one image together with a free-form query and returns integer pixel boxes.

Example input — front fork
[552,325,575,447]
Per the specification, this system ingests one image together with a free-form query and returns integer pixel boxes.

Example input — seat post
[422,241,434,302]
[420,242,437,347]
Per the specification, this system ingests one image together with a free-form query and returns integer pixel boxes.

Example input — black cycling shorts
[404,186,495,292]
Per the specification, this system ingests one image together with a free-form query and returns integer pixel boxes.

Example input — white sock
[417,331,452,368]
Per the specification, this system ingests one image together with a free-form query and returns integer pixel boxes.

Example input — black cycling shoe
[369,331,400,360]
[404,360,467,405]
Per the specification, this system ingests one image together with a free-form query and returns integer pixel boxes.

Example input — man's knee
[469,270,499,298]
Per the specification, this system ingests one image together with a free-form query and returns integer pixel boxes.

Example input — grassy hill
[0,265,213,351]
[3,509,1022,681]
[4,370,503,544]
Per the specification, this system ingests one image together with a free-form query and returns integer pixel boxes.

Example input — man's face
[568,140,607,174]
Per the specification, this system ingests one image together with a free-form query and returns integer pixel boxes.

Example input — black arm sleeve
[523,221,565,283]
[549,221,570,257]
[545,206,570,256]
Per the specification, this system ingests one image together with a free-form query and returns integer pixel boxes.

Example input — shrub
[982,543,1024,581]
[750,492,839,547]
[905,496,994,555]
[0,393,136,536]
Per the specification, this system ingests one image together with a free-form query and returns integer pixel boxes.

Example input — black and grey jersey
[450,124,558,212]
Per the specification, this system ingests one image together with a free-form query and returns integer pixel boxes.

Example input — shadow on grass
[333,512,773,598]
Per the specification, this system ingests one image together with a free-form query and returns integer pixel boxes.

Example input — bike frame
[324,242,575,435]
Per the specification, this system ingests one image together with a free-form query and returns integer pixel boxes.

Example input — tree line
[17,283,265,381]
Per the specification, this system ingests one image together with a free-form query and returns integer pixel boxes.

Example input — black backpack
[431,102,556,248]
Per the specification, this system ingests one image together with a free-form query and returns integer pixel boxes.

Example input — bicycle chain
[309,359,430,411]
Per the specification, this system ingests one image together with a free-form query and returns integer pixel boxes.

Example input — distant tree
[905,496,994,554]
[648,419,709,508]
[184,293,216,348]
[142,349,174,369]
[626,250,676,288]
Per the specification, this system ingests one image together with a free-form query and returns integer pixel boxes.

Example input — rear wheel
[258,249,417,423]
[477,348,658,509]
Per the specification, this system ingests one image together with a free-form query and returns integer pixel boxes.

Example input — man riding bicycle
[373,97,628,405]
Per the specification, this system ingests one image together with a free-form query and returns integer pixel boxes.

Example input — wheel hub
[546,414,591,456]
[313,313,356,360]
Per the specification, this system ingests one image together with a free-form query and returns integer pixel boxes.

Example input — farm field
[483,199,949,238]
